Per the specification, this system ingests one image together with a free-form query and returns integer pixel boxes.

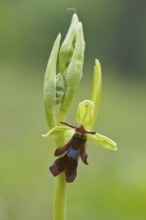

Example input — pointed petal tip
[94,59,101,69]
[66,11,79,23]
[95,58,99,64]
[110,142,117,151]
[102,144,118,151]
[58,33,61,39]
[114,144,118,151]
[106,141,117,151]
[112,146,118,151]
[72,12,79,20]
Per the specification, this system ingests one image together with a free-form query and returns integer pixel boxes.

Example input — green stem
[54,174,67,220]
[53,110,67,220]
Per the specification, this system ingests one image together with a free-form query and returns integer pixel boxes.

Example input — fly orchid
[43,13,117,220]
[50,122,96,182]
[43,100,117,183]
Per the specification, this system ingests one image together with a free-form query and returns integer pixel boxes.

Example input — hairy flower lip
[50,154,78,183]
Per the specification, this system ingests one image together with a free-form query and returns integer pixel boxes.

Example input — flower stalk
[54,172,67,220]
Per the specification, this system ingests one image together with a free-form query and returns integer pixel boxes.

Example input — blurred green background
[0,0,146,220]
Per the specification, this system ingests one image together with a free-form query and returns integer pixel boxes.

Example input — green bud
[76,100,95,130]
[43,34,61,128]
[60,22,85,113]
[56,73,65,105]
[59,13,79,74]
[43,14,85,127]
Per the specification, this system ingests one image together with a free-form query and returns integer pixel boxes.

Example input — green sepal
[87,132,117,151]
[42,126,74,140]
[76,100,95,130]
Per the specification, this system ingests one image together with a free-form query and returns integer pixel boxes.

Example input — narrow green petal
[87,132,117,151]
[42,126,74,140]
[76,100,95,130]
[90,59,102,128]
[43,34,61,128]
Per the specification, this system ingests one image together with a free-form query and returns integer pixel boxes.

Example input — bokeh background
[0,0,146,220]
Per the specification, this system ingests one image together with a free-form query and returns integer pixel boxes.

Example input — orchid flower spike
[43,13,117,183]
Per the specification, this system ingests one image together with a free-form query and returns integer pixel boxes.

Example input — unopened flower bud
[59,13,79,74]
[61,22,85,113]
[56,73,65,105]
[43,34,61,128]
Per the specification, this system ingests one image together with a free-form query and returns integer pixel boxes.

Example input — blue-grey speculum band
[67,147,80,160]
